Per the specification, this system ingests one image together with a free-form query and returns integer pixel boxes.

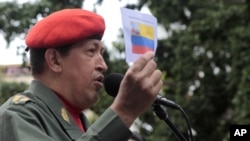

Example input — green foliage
[129,0,250,140]
[0,81,28,104]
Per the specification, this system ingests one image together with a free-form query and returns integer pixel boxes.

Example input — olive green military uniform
[0,80,131,141]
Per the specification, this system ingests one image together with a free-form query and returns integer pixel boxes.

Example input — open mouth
[95,75,104,83]
[94,75,104,90]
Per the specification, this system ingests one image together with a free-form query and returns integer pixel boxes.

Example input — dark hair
[29,44,72,75]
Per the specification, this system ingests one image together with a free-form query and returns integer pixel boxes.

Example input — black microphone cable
[155,95,194,141]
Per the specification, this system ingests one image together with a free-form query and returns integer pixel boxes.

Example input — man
[0,8,162,141]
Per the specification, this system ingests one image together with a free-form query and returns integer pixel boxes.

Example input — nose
[96,55,108,72]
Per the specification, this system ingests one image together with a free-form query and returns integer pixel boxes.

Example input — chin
[93,95,99,103]
[87,95,99,107]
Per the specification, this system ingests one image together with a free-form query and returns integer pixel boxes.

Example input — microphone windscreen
[104,73,124,97]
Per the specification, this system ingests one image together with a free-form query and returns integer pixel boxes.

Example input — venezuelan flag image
[130,22,155,54]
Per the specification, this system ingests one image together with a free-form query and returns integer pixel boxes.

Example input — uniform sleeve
[77,108,132,141]
[0,105,55,141]
[0,105,132,141]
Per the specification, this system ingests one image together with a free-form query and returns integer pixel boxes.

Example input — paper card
[120,8,158,63]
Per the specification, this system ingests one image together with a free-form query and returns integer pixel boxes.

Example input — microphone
[104,73,181,109]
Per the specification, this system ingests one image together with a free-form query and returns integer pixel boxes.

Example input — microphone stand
[152,103,188,141]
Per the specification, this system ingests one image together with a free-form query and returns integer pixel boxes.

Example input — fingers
[130,51,155,73]
[127,51,157,80]
[124,51,162,98]
[150,70,163,95]
[110,52,163,127]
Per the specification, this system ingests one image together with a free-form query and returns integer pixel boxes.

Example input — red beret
[25,9,105,49]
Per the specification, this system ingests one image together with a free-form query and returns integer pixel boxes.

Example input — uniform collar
[26,80,87,140]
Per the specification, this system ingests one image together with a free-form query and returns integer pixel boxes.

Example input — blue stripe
[131,35,154,50]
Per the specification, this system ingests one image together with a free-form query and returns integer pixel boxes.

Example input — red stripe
[132,45,153,54]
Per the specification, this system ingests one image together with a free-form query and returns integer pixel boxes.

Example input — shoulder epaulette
[11,94,33,105]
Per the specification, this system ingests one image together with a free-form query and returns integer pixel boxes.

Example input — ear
[44,49,62,73]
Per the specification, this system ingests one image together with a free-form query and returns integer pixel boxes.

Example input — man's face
[59,39,107,110]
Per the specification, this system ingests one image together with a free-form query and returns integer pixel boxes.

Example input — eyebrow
[93,41,105,54]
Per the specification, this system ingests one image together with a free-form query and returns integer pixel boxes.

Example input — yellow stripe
[138,23,154,40]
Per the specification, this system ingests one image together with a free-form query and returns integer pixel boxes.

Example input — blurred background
[0,0,249,140]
